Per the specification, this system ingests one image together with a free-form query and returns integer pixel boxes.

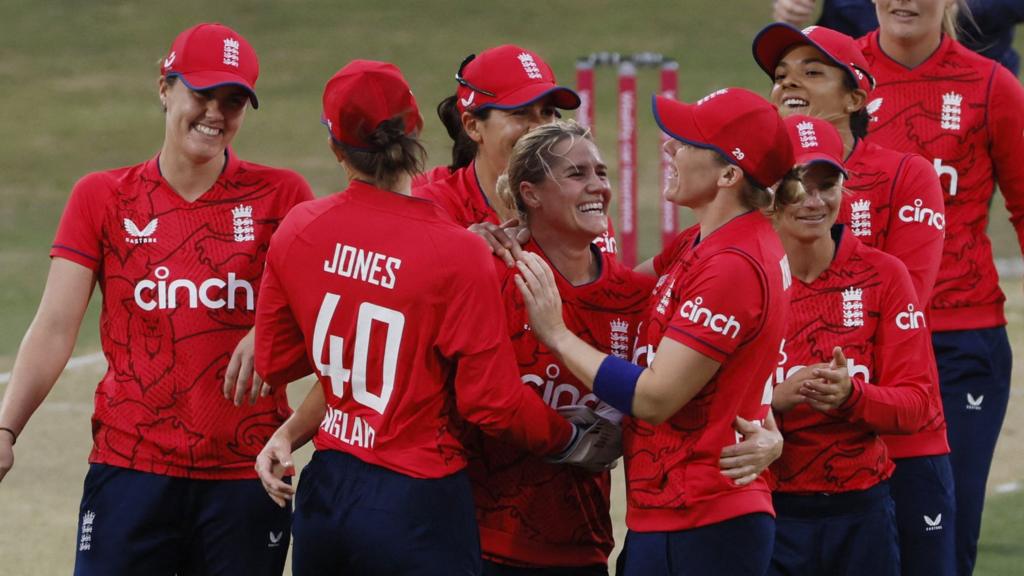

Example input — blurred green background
[1,1,1021,574]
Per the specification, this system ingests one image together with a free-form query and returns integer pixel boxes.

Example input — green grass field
[1,1,1022,573]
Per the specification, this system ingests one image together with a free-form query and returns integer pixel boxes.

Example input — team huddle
[1,1,1022,575]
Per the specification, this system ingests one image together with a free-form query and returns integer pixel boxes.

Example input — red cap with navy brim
[783,114,848,177]
[653,87,795,189]
[161,23,260,109]
[321,60,423,150]
[752,23,874,94]
[455,45,581,113]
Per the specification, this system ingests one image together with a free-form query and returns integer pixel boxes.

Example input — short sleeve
[254,209,314,386]
[664,251,766,362]
[50,172,110,270]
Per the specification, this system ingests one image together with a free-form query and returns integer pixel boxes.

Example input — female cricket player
[0,23,313,576]
[414,44,618,258]
[468,120,651,575]
[751,22,955,575]
[252,60,619,576]
[767,114,933,575]
[515,88,795,575]
[859,2,1024,573]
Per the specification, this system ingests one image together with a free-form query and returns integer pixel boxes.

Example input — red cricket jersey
[859,31,1024,331]
[50,151,313,479]
[413,161,618,255]
[625,211,789,532]
[769,227,932,493]
[468,240,653,567]
[411,164,454,188]
[254,181,572,479]
[837,139,944,305]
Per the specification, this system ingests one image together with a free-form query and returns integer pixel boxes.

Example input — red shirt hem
[882,429,950,459]
[929,303,1006,332]
[625,486,774,532]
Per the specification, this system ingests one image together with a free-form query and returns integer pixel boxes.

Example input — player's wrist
[0,426,17,446]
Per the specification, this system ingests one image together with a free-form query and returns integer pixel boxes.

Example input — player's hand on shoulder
[468,218,529,267]
[548,408,622,473]
[514,251,568,348]
[720,415,783,486]
[255,433,295,508]
[224,328,264,407]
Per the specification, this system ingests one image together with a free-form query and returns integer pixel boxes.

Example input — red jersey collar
[868,30,954,73]
[693,210,768,253]
[339,178,444,218]
[524,237,605,295]
[144,148,242,202]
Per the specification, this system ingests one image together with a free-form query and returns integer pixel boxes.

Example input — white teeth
[578,202,605,214]
[784,98,809,108]
[193,124,220,136]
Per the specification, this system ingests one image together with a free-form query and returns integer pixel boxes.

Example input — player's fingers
[249,372,264,405]
[731,472,760,487]
[223,352,242,399]
[513,274,537,309]
[233,355,255,406]
[260,382,273,397]
[514,225,531,246]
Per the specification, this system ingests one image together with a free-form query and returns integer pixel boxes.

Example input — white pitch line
[994,481,1022,495]
[0,352,106,385]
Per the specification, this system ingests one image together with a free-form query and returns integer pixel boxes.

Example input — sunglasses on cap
[454,54,496,98]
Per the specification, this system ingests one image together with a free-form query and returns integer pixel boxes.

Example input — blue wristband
[593,355,643,416]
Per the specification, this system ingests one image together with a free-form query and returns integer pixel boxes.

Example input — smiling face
[662,139,729,209]
[465,96,560,174]
[875,0,953,45]
[160,77,248,165]
[521,137,610,242]
[770,44,862,123]
[774,162,845,242]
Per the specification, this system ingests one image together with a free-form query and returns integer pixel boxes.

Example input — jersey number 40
[312,292,405,415]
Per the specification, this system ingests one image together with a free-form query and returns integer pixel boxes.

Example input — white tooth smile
[784,98,809,108]
[193,124,221,137]
[578,202,605,215]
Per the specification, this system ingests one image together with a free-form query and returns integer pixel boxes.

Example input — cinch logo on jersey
[655,276,674,315]
[849,199,872,237]
[895,304,926,331]
[522,363,600,409]
[932,158,960,197]
[772,358,872,387]
[898,199,945,231]
[678,296,741,339]
[133,266,254,311]
[320,405,376,449]
[124,217,158,244]
[78,510,95,552]
[780,255,792,290]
